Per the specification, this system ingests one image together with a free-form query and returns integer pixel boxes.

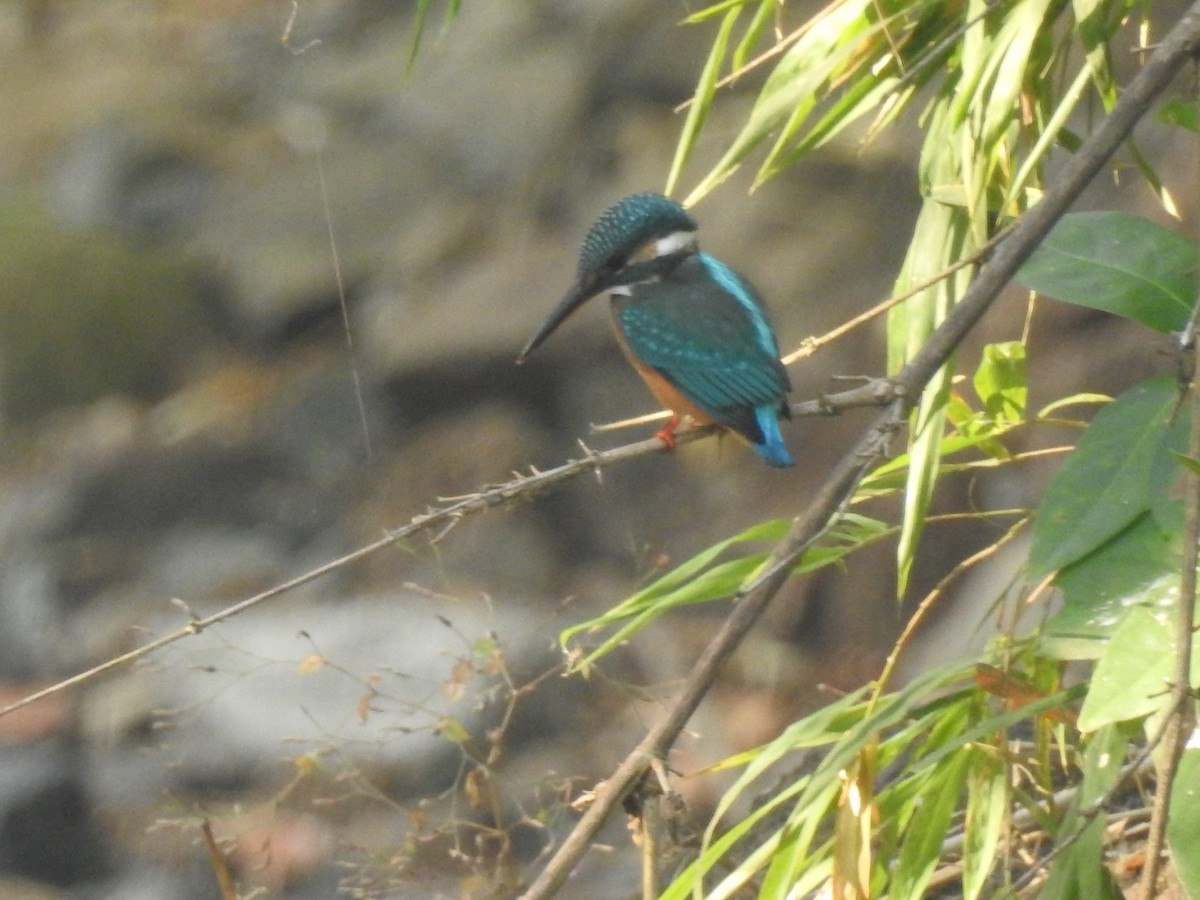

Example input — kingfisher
[517,192,793,467]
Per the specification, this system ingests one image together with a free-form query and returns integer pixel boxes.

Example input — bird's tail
[752,406,793,468]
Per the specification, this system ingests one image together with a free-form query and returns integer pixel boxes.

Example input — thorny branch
[519,4,1200,896]
[0,379,891,723]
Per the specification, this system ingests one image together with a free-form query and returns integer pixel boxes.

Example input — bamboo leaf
[1039,725,1127,899]
[666,6,742,197]
[891,749,971,898]
[684,0,880,204]
[973,341,1027,423]
[962,746,1008,899]
[1029,376,1189,577]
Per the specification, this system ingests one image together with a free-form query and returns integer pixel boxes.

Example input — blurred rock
[80,590,552,797]
[0,744,111,887]
[0,0,1183,896]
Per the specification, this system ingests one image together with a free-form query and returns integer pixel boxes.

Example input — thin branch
[0,378,899,724]
[518,6,1200,895]
[781,220,1014,367]
[874,516,1031,699]
[1140,108,1200,892]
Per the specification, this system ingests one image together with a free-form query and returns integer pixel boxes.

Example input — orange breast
[611,323,716,427]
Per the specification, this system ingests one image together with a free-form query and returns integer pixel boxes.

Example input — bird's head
[517,193,698,362]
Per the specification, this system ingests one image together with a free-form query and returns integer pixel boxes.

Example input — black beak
[516,254,686,364]
[516,274,602,363]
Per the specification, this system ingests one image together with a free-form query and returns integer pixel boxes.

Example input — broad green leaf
[1169,748,1200,898]
[1076,603,1200,732]
[1017,212,1197,332]
[1029,376,1189,577]
[1077,607,1174,731]
[1045,510,1181,654]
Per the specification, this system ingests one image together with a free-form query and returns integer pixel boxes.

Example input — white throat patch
[655,230,697,257]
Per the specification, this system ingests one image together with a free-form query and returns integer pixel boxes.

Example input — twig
[781,222,1014,366]
[0,365,907,724]
[1140,80,1200,890]
[518,6,1200,895]
[873,515,1031,699]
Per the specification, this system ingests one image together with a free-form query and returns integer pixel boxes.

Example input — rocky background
[0,1,1191,897]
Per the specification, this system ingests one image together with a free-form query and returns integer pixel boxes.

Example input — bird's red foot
[654,415,682,452]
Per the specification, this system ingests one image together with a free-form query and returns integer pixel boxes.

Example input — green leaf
[407,0,462,70]
[890,200,976,597]
[1017,212,1197,332]
[560,514,888,672]
[682,0,880,203]
[973,341,1027,423]
[1040,726,1128,900]
[1159,97,1200,132]
[1077,607,1174,731]
[1045,510,1181,654]
[1170,449,1200,477]
[665,6,741,197]
[1029,376,1189,577]
[962,747,1008,899]
[891,749,971,898]
[1169,748,1200,898]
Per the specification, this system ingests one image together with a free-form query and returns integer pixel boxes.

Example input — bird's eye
[601,256,625,275]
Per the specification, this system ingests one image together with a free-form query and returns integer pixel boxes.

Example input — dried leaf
[442,657,474,704]
[463,767,488,809]
[296,653,326,674]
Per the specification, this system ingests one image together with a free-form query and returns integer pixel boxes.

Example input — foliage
[579,206,1198,895]
[15,2,1199,897]
[532,0,1200,894]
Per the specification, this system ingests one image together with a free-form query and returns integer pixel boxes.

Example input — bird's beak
[516,274,600,363]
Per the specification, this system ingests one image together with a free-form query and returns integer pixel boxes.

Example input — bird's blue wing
[615,258,790,442]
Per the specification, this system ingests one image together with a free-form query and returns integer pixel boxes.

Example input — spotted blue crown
[576,193,698,277]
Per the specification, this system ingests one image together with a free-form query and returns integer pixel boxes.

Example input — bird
[517,192,793,467]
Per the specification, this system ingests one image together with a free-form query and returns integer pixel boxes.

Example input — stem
[1140,56,1200,892]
